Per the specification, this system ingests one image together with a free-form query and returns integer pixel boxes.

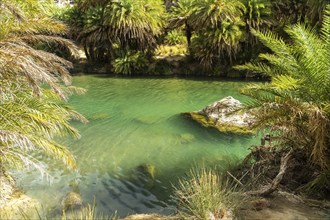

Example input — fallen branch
[227,171,243,186]
[245,149,292,197]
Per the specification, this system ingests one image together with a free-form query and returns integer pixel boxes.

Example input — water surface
[15,75,259,217]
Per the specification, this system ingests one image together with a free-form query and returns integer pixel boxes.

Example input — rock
[133,164,157,189]
[0,194,42,219]
[183,96,255,135]
[62,191,83,212]
[178,133,195,144]
[0,169,15,207]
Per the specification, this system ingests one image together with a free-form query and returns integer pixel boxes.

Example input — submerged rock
[132,164,157,189]
[0,169,15,207]
[0,169,42,219]
[183,96,255,135]
[0,194,42,219]
[62,191,83,212]
[178,133,195,144]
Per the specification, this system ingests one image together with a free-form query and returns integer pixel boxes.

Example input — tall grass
[174,167,244,219]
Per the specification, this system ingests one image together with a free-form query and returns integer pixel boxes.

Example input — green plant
[242,0,272,30]
[76,0,166,62]
[169,0,196,46]
[112,50,148,75]
[235,5,330,169]
[61,204,118,220]
[0,0,86,172]
[165,30,187,45]
[174,167,243,219]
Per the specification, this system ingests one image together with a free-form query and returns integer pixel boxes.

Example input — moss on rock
[183,97,256,135]
[184,111,255,135]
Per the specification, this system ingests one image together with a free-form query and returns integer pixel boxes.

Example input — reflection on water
[14,76,259,217]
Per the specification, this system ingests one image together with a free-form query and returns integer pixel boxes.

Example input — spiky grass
[61,204,117,220]
[174,166,244,219]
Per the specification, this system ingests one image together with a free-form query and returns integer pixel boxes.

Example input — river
[14,75,260,217]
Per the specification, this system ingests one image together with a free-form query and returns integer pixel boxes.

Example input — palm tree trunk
[185,23,192,47]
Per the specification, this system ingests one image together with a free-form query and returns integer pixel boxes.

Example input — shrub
[165,30,187,45]
[112,50,148,75]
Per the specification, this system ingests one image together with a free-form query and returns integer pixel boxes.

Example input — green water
[15,75,259,217]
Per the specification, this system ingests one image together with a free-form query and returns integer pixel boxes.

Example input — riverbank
[123,192,330,219]
[71,51,252,79]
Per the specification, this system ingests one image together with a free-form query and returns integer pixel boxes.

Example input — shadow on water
[82,73,265,83]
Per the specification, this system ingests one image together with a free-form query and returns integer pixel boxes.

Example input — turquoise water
[15,75,259,217]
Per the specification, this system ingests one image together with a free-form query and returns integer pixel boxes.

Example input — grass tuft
[174,166,244,219]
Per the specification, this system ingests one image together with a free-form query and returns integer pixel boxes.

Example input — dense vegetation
[0,0,330,219]
[59,0,328,76]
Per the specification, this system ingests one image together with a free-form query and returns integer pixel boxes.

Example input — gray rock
[184,96,255,135]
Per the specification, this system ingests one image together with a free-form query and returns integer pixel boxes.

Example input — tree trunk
[185,23,192,48]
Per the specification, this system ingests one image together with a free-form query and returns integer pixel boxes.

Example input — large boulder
[183,96,255,135]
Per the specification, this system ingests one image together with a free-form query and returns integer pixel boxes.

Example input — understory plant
[112,50,148,75]
[174,166,243,219]
[165,30,187,45]
[235,5,330,193]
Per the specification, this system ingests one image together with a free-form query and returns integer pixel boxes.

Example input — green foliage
[168,0,195,46]
[243,0,272,29]
[0,0,86,172]
[74,0,166,62]
[112,50,148,75]
[174,166,243,219]
[190,20,244,69]
[165,30,187,45]
[235,5,330,169]
[187,0,246,69]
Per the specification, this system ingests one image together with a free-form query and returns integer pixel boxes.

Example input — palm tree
[189,0,246,69]
[307,0,329,25]
[76,0,165,62]
[241,0,272,31]
[190,0,245,30]
[235,5,330,170]
[168,0,195,47]
[191,20,244,69]
[0,0,86,173]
